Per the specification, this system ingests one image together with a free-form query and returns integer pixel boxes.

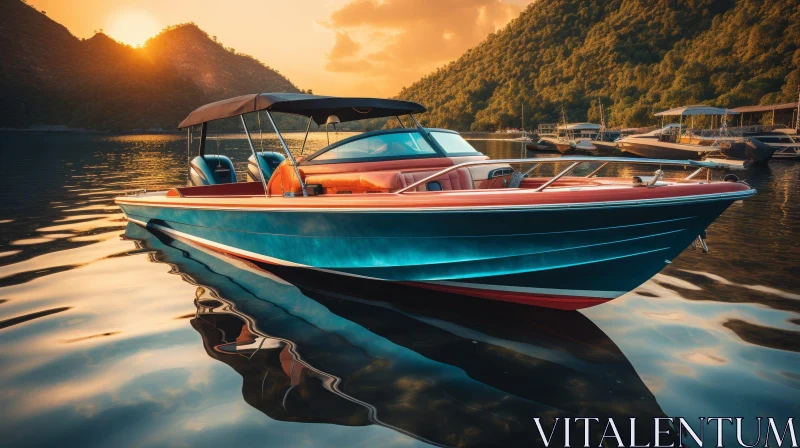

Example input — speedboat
[618,106,737,160]
[618,125,722,160]
[678,134,776,165]
[116,93,756,310]
[740,128,800,160]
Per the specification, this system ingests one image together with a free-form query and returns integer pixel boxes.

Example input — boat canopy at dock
[730,102,799,113]
[178,93,427,129]
[730,101,799,128]
[654,105,738,116]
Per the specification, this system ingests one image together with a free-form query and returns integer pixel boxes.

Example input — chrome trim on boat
[534,162,582,192]
[240,115,269,198]
[117,188,756,213]
[648,169,664,186]
[394,156,746,194]
[265,110,308,197]
[300,116,313,155]
[685,167,705,180]
[586,162,610,178]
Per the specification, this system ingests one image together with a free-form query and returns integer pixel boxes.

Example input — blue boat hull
[120,194,744,309]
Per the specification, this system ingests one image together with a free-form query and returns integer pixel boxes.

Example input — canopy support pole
[410,113,423,129]
[395,116,405,128]
[300,117,313,155]
[198,123,207,156]
[187,128,192,186]
[240,116,270,198]
[266,111,308,197]
[796,88,800,131]
[410,113,443,152]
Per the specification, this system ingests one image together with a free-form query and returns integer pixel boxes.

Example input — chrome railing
[394,156,742,194]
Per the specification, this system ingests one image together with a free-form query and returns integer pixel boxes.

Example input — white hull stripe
[129,218,393,282]
[128,218,622,299]
[117,189,754,213]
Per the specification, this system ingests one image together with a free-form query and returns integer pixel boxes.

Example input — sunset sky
[28,0,532,97]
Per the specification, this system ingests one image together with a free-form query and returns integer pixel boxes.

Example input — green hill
[0,0,300,131]
[398,0,800,131]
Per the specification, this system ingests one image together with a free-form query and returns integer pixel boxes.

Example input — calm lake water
[0,132,798,447]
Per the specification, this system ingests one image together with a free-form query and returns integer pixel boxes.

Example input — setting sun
[105,11,160,47]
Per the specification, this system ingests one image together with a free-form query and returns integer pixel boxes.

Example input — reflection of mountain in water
[126,223,672,447]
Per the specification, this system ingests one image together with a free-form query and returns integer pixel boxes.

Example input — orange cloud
[323,0,528,95]
[329,32,361,59]
[325,32,373,72]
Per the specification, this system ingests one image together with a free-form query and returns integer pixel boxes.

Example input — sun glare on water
[105,11,160,47]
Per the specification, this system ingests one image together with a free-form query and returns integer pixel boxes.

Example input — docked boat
[537,123,602,154]
[618,104,776,165]
[617,106,739,160]
[740,128,800,160]
[536,121,621,155]
[617,135,720,160]
[590,101,623,156]
[731,98,800,159]
[116,93,756,310]
[678,133,776,165]
[592,140,621,156]
[534,123,560,151]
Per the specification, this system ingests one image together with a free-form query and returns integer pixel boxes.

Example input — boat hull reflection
[126,222,673,447]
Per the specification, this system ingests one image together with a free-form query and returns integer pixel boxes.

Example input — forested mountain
[398,0,800,130]
[0,0,299,131]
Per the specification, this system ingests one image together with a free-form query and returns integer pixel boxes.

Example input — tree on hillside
[398,0,800,130]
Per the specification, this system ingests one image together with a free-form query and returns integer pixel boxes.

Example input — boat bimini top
[178,93,433,196]
[178,93,426,128]
[654,105,739,117]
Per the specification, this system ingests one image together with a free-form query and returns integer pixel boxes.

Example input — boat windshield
[429,131,481,154]
[312,131,436,162]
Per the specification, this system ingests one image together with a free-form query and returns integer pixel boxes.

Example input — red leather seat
[397,168,474,191]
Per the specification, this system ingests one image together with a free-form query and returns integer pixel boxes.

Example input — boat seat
[396,168,474,192]
[247,152,286,182]
[189,155,236,186]
[301,168,474,194]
